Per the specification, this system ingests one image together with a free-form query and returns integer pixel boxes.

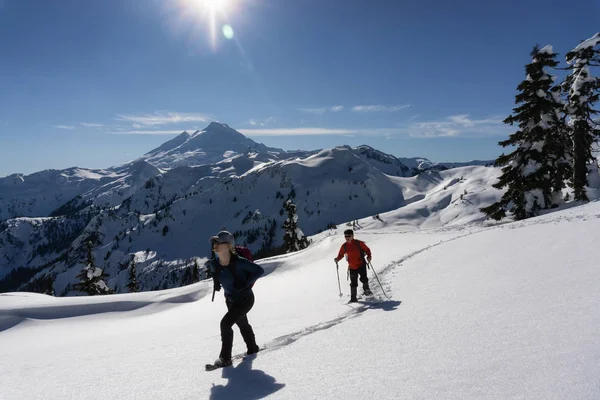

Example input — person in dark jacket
[208,230,264,368]
[334,229,372,302]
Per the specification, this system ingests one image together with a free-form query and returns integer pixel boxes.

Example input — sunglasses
[344,235,353,238]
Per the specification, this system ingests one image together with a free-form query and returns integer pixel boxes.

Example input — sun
[202,0,230,13]
[171,0,240,50]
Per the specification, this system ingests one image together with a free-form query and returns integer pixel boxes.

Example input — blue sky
[0,0,598,176]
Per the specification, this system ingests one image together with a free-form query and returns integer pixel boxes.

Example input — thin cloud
[409,114,507,138]
[240,127,359,136]
[116,111,211,126]
[53,125,75,129]
[238,115,508,138]
[109,130,191,135]
[298,108,328,115]
[240,127,411,137]
[109,114,507,137]
[352,105,411,112]
[298,106,344,115]
[248,117,276,126]
[80,122,104,128]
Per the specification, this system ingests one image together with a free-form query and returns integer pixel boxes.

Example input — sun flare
[172,0,241,50]
[201,0,230,14]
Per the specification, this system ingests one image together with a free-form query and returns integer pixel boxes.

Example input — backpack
[235,246,254,262]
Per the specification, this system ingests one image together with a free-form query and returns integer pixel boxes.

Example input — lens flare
[222,24,234,39]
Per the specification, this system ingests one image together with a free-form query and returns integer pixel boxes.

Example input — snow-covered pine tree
[282,199,309,253]
[73,241,113,295]
[482,45,570,220]
[126,259,139,293]
[563,32,600,201]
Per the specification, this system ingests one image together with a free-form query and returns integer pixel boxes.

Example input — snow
[522,159,542,176]
[539,44,554,54]
[573,32,600,51]
[566,33,600,109]
[2,200,600,399]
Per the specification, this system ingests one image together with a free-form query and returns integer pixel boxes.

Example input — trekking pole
[335,261,343,297]
[367,261,392,301]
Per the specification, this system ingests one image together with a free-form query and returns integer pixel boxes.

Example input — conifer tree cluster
[282,199,310,253]
[483,33,600,220]
[73,241,113,295]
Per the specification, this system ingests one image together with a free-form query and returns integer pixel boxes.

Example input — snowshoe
[205,357,232,371]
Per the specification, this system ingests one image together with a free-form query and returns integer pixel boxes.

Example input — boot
[239,324,259,355]
[349,286,358,303]
[246,345,260,356]
[363,284,372,296]
[212,357,232,368]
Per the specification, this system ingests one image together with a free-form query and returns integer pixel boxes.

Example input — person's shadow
[209,355,285,400]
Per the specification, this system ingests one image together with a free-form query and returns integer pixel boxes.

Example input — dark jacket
[210,255,264,302]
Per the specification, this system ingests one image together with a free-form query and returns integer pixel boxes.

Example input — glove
[367,256,372,262]
[333,258,338,263]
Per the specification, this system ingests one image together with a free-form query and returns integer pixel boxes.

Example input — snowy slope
[1,200,599,399]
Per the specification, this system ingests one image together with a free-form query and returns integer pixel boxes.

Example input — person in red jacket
[334,229,372,302]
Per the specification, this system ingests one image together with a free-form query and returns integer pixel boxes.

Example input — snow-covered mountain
[2,195,598,399]
[0,160,161,221]
[141,122,288,169]
[0,122,500,296]
[398,156,494,173]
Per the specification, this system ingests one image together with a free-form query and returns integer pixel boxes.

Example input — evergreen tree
[204,258,213,280]
[563,32,600,201]
[482,45,570,221]
[181,267,192,286]
[45,275,55,296]
[282,199,310,253]
[192,259,200,282]
[73,241,113,295]
[126,259,139,293]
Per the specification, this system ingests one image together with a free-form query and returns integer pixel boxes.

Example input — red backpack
[235,246,254,262]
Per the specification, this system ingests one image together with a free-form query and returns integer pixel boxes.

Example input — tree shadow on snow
[209,356,285,400]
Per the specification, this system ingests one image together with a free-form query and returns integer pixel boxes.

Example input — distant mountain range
[0,122,498,296]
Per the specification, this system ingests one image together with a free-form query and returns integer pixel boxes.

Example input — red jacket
[336,239,371,270]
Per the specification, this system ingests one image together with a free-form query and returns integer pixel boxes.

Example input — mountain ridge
[0,122,501,296]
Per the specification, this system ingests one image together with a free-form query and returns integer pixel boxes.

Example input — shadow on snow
[209,356,285,400]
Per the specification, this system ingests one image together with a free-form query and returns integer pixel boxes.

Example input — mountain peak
[200,122,244,138]
[205,121,232,130]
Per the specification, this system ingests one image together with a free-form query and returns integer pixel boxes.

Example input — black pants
[219,292,257,360]
[349,264,369,289]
